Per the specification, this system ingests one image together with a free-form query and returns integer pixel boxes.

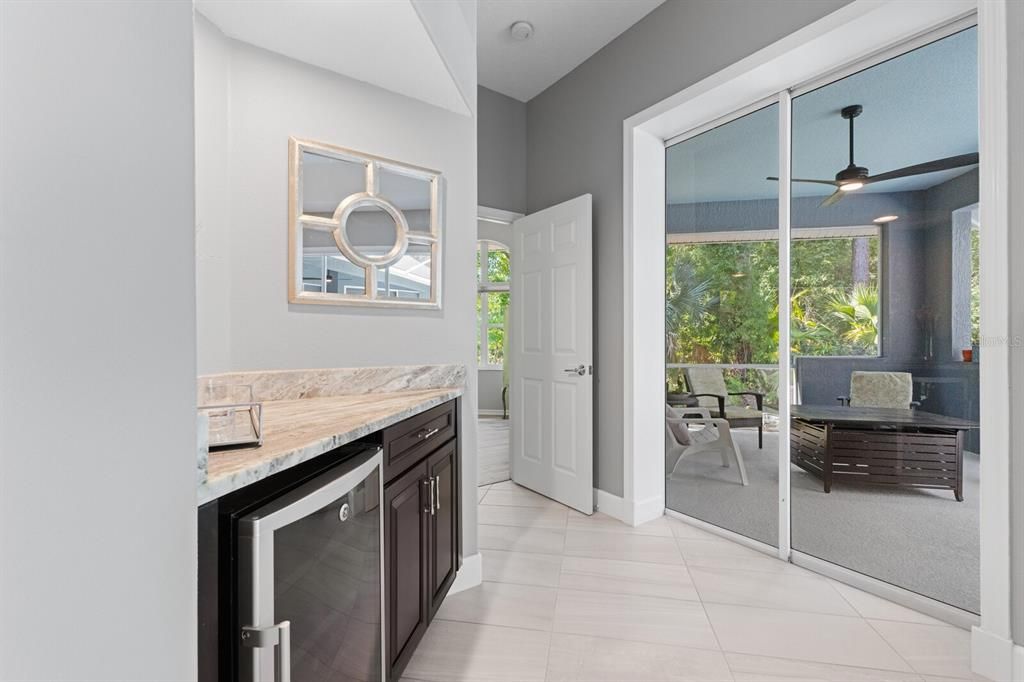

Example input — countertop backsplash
[197,363,466,403]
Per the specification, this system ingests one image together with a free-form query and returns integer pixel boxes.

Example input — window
[951,203,980,356]
[477,240,510,368]
[666,226,881,367]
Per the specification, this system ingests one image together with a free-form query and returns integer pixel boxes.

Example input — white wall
[0,2,197,679]
[194,22,480,554]
[196,14,233,375]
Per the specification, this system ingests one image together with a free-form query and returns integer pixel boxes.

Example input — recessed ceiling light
[510,20,534,41]
[839,181,864,192]
[873,215,899,223]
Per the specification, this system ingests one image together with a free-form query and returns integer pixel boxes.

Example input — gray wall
[0,2,197,678]
[478,86,527,213]
[524,0,851,496]
[1008,0,1024,649]
[194,22,480,555]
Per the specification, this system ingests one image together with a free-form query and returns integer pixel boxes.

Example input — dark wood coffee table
[790,405,978,501]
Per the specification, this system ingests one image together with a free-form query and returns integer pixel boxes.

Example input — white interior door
[510,194,593,514]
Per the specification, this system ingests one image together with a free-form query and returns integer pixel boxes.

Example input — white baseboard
[593,488,627,521]
[972,626,1024,681]
[477,409,505,417]
[593,488,665,527]
[449,553,482,595]
[631,495,665,526]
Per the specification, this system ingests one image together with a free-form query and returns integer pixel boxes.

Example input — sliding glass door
[788,25,980,614]
[664,102,779,547]
[665,22,980,614]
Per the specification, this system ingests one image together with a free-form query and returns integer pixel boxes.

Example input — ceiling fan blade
[865,153,979,184]
[766,176,839,186]
[819,189,845,207]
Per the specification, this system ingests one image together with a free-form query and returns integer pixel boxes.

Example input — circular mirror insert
[331,193,409,268]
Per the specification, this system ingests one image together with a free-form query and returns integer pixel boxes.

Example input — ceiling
[478,0,665,102]
[666,27,978,205]
[195,0,473,116]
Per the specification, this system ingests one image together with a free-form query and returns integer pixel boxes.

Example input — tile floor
[401,481,983,682]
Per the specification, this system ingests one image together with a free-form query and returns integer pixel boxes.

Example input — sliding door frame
[624,1,1011,667]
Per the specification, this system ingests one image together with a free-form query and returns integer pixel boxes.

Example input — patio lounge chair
[683,366,765,448]
[666,405,748,486]
[837,371,920,409]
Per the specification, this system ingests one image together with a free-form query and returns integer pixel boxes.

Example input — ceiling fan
[768,104,979,207]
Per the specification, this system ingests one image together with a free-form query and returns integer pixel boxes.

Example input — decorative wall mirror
[288,137,444,308]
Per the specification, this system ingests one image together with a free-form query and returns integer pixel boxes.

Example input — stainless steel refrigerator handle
[434,475,441,512]
[241,620,291,682]
[277,621,290,682]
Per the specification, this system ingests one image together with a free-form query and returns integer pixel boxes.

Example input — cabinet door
[383,461,429,678]
[427,440,458,615]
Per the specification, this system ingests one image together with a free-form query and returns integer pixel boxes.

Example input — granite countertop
[197,386,461,505]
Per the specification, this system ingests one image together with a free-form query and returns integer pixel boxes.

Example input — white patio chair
[665,405,748,486]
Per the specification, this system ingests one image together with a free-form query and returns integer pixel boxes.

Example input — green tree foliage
[477,246,511,366]
[665,236,880,367]
[829,284,879,351]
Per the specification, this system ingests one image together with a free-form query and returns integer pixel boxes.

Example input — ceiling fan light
[873,215,899,223]
[839,181,863,192]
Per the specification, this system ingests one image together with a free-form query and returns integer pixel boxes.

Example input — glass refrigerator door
[240,451,383,682]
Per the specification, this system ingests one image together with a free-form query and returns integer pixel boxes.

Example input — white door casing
[510,195,594,514]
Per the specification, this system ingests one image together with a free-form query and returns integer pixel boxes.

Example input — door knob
[563,365,586,376]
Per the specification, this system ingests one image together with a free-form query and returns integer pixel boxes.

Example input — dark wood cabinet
[380,399,460,682]
[384,460,431,676]
[197,399,460,682]
[427,440,458,616]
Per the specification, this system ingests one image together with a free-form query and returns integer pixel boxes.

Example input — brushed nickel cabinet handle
[417,427,440,440]
[434,475,441,512]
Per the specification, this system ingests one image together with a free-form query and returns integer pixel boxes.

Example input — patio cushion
[849,371,914,409]
[724,406,762,420]
[684,366,729,409]
[665,405,691,445]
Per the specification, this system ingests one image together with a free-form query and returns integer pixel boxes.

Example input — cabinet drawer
[383,401,456,483]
